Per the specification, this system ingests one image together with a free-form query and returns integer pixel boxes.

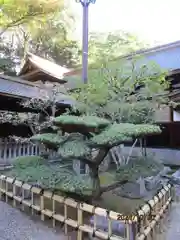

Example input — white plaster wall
[173,111,180,121]
[155,107,170,122]
[122,147,180,166]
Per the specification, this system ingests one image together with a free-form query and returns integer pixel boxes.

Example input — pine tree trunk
[89,166,101,199]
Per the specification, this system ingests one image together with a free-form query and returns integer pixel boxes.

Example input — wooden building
[0,72,74,136]
[18,52,73,85]
[0,72,76,165]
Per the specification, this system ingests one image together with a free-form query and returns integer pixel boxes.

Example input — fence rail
[0,175,173,240]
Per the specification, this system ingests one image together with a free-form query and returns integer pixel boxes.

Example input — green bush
[13,156,44,169]
[115,156,164,182]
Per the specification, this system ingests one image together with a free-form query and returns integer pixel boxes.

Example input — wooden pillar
[169,107,174,148]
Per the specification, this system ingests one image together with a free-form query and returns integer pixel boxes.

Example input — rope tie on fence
[106,209,110,215]
[156,193,161,202]
[63,196,68,226]
[40,188,44,196]
[11,177,16,184]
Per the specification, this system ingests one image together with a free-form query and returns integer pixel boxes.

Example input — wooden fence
[0,175,173,240]
[0,139,40,164]
[0,138,58,164]
[0,138,88,174]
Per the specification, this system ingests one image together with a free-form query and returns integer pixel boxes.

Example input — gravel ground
[0,201,68,240]
[158,185,180,240]
[164,201,180,240]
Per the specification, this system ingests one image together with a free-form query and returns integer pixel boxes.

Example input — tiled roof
[0,75,75,105]
[0,75,40,98]
[18,53,72,81]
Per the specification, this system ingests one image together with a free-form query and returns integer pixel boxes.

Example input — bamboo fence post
[108,217,112,239]
[166,184,172,212]
[41,191,53,223]
[40,194,45,221]
[158,191,163,232]
[22,183,32,209]
[5,177,14,203]
[155,193,161,233]
[13,180,23,207]
[22,187,25,211]
[31,187,42,215]
[148,198,156,240]
[13,184,17,207]
[5,178,8,203]
[0,175,6,200]
[0,176,2,199]
[64,198,68,235]
[125,223,132,240]
[52,195,56,228]
[31,190,34,215]
[137,209,145,235]
[164,185,170,213]
[77,203,83,240]
[160,188,166,229]
[52,194,65,228]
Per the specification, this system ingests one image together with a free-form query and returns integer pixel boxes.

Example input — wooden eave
[20,69,67,83]
[18,53,71,84]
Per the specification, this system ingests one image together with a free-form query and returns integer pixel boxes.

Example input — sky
[70,0,180,46]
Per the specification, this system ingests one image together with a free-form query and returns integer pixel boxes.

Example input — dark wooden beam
[20,69,40,80]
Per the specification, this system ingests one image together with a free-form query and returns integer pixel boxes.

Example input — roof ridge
[120,40,180,60]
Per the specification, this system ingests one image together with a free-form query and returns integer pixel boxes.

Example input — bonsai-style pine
[11,115,161,200]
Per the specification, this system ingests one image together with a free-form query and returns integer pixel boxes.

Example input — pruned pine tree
[12,115,161,200]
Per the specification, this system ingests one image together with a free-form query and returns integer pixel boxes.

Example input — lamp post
[75,0,96,84]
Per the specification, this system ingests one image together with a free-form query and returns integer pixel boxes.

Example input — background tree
[0,0,80,74]
[17,14,80,68]
[87,31,149,65]
[0,0,62,35]
[72,60,169,123]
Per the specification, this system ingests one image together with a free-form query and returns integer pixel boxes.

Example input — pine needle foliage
[10,114,162,199]
[54,115,110,128]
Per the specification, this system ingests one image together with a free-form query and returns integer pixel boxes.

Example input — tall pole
[82,1,88,84]
[76,0,96,84]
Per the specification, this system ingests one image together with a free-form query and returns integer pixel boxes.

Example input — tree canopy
[0,0,80,74]
[0,0,62,34]
[87,31,148,65]
[71,60,169,124]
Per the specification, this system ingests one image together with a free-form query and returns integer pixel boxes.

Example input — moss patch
[13,156,44,169]
[115,157,163,182]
